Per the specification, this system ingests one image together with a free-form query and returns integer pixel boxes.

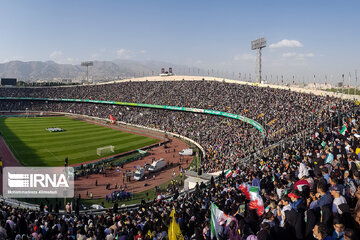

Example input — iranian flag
[239,183,251,200]
[210,203,233,239]
[260,165,266,171]
[249,187,264,216]
[225,169,232,178]
[340,123,347,135]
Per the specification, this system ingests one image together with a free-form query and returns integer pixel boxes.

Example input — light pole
[251,38,267,83]
[81,61,93,84]
[314,74,316,89]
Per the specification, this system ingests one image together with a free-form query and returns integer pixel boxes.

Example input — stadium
[1,74,360,240]
[1,1,360,239]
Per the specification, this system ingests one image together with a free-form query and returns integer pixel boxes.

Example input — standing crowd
[0,80,359,239]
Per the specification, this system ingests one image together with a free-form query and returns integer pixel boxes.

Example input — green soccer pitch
[0,116,160,166]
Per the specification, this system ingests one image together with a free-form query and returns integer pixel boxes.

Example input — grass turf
[0,116,159,166]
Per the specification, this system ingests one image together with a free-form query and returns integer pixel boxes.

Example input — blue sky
[0,0,359,83]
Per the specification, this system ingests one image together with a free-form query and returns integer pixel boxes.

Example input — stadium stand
[0,80,359,239]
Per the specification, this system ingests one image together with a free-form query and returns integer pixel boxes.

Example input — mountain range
[0,60,197,82]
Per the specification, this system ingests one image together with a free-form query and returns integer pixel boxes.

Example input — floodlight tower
[81,61,93,84]
[251,38,267,83]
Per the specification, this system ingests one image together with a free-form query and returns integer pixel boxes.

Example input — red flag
[109,114,116,124]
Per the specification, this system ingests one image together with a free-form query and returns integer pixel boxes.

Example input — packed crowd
[0,80,353,173]
[0,80,359,240]
[0,109,360,239]
[0,80,347,137]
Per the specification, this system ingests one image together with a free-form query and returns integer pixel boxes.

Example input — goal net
[97,145,115,156]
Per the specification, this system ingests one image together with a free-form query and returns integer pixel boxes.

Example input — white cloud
[233,53,256,61]
[49,50,63,58]
[269,39,303,48]
[282,52,314,58]
[140,50,147,54]
[116,48,134,59]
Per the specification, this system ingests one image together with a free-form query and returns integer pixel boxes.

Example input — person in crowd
[313,223,331,240]
[332,217,345,240]
[330,185,348,216]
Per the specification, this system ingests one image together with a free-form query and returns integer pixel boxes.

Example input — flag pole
[342,74,345,96]
[348,72,351,95]
[356,70,358,96]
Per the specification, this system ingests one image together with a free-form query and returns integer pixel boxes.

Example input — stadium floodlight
[81,61,94,83]
[251,38,266,83]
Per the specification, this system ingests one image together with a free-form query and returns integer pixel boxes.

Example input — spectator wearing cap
[330,185,347,216]
[289,190,306,215]
[329,175,345,196]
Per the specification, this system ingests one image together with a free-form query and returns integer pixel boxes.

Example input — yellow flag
[355,99,360,106]
[168,208,184,240]
[267,118,277,126]
[257,113,264,119]
[356,148,360,155]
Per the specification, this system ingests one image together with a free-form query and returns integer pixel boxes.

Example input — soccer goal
[97,145,115,156]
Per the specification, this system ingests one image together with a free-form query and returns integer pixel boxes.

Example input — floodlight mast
[251,38,267,83]
[81,61,94,83]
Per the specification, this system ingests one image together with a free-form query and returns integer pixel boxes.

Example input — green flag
[340,124,347,135]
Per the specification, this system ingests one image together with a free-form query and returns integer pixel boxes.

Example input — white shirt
[306,177,314,189]
[332,195,347,214]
